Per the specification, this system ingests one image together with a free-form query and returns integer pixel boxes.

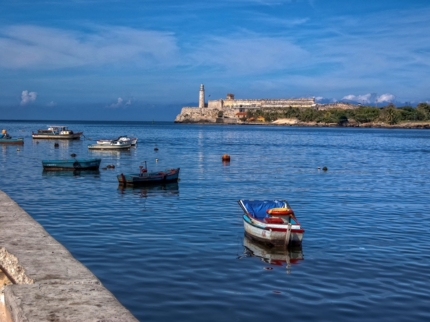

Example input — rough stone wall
[208,100,223,109]
[174,107,220,123]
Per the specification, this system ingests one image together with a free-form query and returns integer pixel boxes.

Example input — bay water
[1,121,429,321]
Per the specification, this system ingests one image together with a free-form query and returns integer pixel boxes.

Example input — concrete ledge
[0,191,138,322]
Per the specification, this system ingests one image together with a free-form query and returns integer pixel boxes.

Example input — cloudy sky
[1,0,429,120]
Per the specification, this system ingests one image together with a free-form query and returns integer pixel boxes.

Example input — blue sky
[1,0,429,121]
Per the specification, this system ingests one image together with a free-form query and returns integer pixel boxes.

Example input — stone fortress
[174,84,356,123]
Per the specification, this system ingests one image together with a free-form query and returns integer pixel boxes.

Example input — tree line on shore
[243,103,430,125]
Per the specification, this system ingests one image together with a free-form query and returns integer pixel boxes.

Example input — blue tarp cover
[241,200,287,220]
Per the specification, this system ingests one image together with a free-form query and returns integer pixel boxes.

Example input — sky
[1,0,429,121]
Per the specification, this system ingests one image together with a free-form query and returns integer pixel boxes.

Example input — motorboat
[117,162,180,186]
[32,126,83,140]
[97,135,137,146]
[88,140,131,150]
[237,199,304,247]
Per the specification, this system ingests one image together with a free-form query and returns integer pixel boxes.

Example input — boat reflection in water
[117,182,179,198]
[242,235,303,272]
[42,170,101,177]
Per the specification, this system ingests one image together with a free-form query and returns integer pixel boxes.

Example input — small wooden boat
[42,158,101,171]
[32,126,83,140]
[118,162,180,186]
[88,140,131,150]
[0,129,24,145]
[97,135,138,146]
[238,199,304,247]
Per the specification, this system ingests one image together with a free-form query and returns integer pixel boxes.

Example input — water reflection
[117,182,179,198]
[42,170,101,177]
[242,235,303,271]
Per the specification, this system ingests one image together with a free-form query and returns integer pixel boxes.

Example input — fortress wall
[220,98,315,109]
[208,100,223,109]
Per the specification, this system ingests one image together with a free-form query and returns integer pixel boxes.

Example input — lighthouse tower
[199,84,205,108]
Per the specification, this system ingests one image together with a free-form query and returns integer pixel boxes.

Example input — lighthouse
[199,84,205,108]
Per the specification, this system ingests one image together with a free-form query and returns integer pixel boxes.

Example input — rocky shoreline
[175,118,430,129]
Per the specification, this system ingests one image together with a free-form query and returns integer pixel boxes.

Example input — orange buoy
[222,154,230,161]
[266,208,294,216]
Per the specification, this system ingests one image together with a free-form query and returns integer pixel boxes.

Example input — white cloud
[377,93,395,103]
[0,25,179,69]
[47,101,57,107]
[20,90,37,105]
[109,98,123,108]
[342,93,394,103]
[108,97,132,108]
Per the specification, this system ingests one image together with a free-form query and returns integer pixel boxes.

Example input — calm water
[1,121,430,322]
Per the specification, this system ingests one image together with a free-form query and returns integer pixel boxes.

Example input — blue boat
[42,158,101,171]
[117,162,180,186]
[0,129,24,145]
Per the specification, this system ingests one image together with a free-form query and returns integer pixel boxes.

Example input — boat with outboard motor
[117,161,180,186]
[32,126,83,140]
[237,199,304,247]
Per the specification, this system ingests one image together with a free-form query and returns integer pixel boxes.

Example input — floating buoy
[70,153,76,158]
[222,154,230,161]
[16,148,20,151]
[106,164,115,169]
[155,158,158,162]
[322,166,328,171]
[154,147,159,151]
[54,143,59,148]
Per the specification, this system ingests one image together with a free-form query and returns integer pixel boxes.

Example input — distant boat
[88,140,131,150]
[97,135,138,146]
[42,158,101,171]
[32,126,83,140]
[118,162,180,186]
[0,137,24,145]
[0,129,24,145]
[237,199,304,247]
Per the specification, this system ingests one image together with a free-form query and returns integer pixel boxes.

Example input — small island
[175,85,430,129]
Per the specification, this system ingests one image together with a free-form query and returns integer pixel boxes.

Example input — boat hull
[32,132,83,140]
[88,143,131,150]
[117,168,180,186]
[42,158,102,171]
[0,138,24,145]
[243,215,304,247]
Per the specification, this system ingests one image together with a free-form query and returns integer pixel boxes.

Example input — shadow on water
[117,182,179,198]
[42,170,101,177]
[240,235,304,268]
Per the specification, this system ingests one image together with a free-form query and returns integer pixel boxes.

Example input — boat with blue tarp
[238,199,304,247]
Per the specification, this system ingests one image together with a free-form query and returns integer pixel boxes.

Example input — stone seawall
[0,190,138,322]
